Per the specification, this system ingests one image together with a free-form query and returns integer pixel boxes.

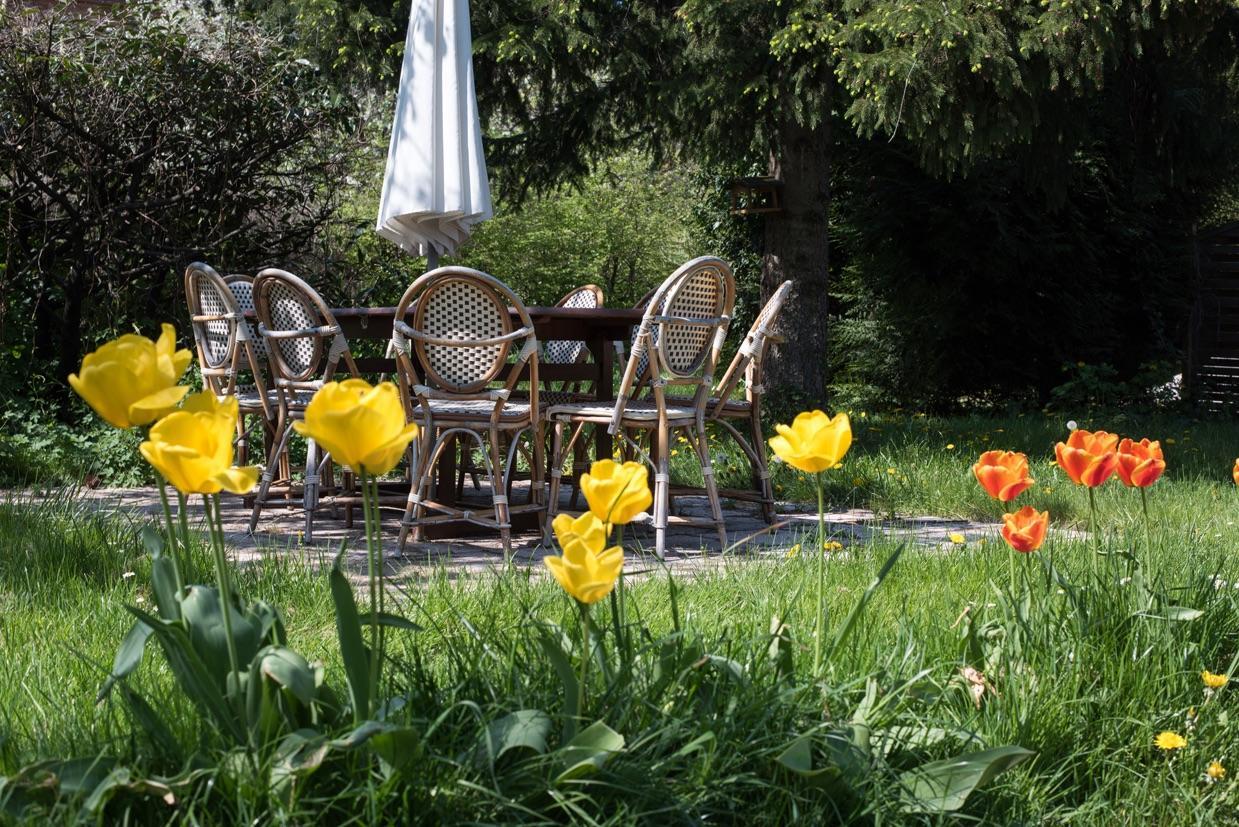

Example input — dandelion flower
[1206,760,1226,783]
[1155,731,1187,751]
[1203,670,1229,689]
[946,443,956,450]
[786,543,801,558]
[887,467,896,475]
[823,541,843,552]
[949,533,966,545]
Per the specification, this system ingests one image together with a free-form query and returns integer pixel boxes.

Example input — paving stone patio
[26,485,1015,582]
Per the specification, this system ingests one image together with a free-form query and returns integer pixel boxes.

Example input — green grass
[3,412,1239,824]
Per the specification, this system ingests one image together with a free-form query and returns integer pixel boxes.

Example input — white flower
[1066,420,1078,431]
[122,571,136,580]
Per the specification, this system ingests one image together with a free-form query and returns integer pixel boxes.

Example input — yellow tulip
[293,379,419,476]
[139,392,258,495]
[68,323,192,429]
[579,460,652,526]
[545,511,623,604]
[768,410,852,473]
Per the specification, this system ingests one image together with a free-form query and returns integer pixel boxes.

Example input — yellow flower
[1155,731,1187,751]
[1165,438,1176,445]
[68,323,192,429]
[949,533,966,545]
[139,393,258,495]
[293,379,418,476]
[886,467,896,475]
[823,541,843,551]
[1203,670,1229,689]
[670,449,679,457]
[1207,760,1226,781]
[768,411,852,474]
[580,460,652,526]
[786,543,801,558]
[545,512,622,604]
[946,443,956,450]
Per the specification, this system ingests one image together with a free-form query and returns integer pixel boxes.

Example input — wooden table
[332,305,643,532]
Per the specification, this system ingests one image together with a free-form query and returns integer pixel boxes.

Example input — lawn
[2,412,1238,824]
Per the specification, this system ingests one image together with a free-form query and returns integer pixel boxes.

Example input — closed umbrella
[376,0,491,266]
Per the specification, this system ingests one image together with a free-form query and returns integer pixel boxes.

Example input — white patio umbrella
[376,0,491,266]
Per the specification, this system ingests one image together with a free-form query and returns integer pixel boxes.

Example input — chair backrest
[252,268,357,391]
[223,274,268,362]
[391,267,539,409]
[184,262,259,401]
[610,257,735,432]
[710,280,793,417]
[543,284,604,365]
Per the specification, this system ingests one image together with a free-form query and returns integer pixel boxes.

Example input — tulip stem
[361,468,382,719]
[1139,486,1153,563]
[205,494,242,696]
[813,471,826,679]
[155,476,185,600]
[576,601,592,738]
[1087,486,1099,577]
[1005,500,1016,597]
[176,492,193,583]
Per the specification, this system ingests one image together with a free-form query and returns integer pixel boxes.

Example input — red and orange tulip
[1233,458,1239,486]
[972,450,1034,502]
[1115,438,1165,488]
[1055,429,1119,487]
[1000,506,1049,554]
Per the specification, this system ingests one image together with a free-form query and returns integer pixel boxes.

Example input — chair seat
[223,387,280,413]
[547,399,699,422]
[413,398,535,422]
[709,397,752,417]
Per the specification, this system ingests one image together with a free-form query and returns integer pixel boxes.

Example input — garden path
[45,486,1014,580]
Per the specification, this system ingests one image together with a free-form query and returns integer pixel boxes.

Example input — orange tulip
[1115,438,1165,488]
[1000,506,1049,553]
[1054,429,1119,487]
[1233,458,1239,486]
[972,450,1034,502]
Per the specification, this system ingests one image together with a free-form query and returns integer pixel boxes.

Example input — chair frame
[670,280,793,524]
[183,263,275,465]
[544,256,736,557]
[391,266,544,556]
[247,268,360,540]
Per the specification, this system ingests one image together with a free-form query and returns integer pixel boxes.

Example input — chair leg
[543,419,566,543]
[530,419,546,509]
[654,419,670,559]
[568,422,587,508]
[691,422,727,550]
[399,431,436,552]
[748,412,775,524]
[487,427,511,558]
[304,438,319,542]
[250,418,293,533]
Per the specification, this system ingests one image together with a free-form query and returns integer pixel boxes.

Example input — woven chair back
[253,268,354,388]
[711,279,793,411]
[184,262,246,396]
[223,275,268,362]
[544,284,603,365]
[395,269,535,394]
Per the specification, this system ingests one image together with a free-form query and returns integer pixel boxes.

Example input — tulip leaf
[179,586,262,691]
[535,625,578,738]
[140,523,164,557]
[329,547,370,721]
[1133,606,1203,622]
[827,543,905,662]
[476,709,552,771]
[97,619,153,703]
[116,683,182,762]
[253,646,318,705]
[374,612,422,632]
[554,721,625,784]
[369,726,423,779]
[898,745,1034,813]
[270,729,331,799]
[126,605,244,743]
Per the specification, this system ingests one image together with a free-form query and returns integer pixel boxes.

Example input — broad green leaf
[476,709,552,770]
[767,614,794,684]
[535,625,578,738]
[97,620,153,702]
[555,721,625,783]
[329,547,370,721]
[150,555,181,621]
[117,684,181,762]
[179,585,261,691]
[899,745,1034,813]
[253,646,318,705]
[270,729,330,798]
[374,612,422,632]
[140,524,164,557]
[370,726,423,779]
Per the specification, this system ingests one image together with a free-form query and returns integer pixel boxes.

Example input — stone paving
[25,484,1015,582]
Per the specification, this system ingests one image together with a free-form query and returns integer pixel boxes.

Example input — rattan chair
[544,256,735,557]
[670,280,792,524]
[247,268,360,540]
[391,267,543,555]
[183,263,276,465]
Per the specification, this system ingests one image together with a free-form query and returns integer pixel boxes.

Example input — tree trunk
[761,117,830,404]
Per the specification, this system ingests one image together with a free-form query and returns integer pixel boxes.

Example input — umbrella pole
[426,249,440,272]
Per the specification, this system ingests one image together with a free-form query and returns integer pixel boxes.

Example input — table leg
[595,335,614,461]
